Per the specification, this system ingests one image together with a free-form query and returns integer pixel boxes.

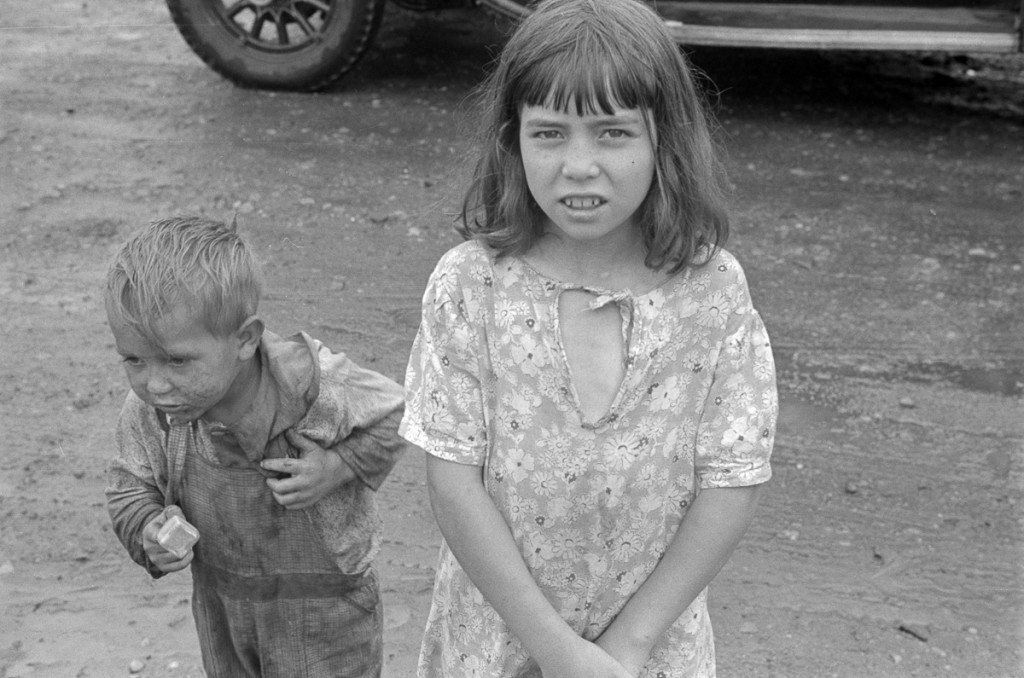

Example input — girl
[400,0,777,676]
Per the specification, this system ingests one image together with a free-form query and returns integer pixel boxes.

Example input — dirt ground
[1,0,1022,676]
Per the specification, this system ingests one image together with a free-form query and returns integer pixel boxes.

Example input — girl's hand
[262,430,357,509]
[594,632,650,677]
[142,506,193,573]
[536,635,635,678]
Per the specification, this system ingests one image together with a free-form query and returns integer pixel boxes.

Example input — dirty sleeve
[105,392,170,578]
[301,344,409,491]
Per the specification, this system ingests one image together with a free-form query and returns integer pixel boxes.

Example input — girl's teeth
[565,197,600,208]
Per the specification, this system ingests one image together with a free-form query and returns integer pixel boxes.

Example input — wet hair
[459,0,729,273]
[105,216,263,343]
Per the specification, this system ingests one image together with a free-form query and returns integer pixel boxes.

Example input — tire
[166,0,387,91]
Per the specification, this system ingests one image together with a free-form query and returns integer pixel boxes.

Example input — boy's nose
[144,369,173,396]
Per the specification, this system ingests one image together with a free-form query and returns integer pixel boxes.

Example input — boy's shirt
[106,330,407,577]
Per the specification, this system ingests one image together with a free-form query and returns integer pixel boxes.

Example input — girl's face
[519,101,655,249]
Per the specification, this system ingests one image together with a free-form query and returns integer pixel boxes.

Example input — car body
[165,0,1024,91]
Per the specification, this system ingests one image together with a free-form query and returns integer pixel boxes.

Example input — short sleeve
[695,286,777,489]
[399,252,490,466]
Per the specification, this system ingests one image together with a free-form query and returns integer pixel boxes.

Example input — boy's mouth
[157,404,198,424]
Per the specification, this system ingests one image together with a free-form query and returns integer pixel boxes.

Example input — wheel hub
[219,0,331,50]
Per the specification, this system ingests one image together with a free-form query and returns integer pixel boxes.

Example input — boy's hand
[262,430,358,509]
[142,506,194,573]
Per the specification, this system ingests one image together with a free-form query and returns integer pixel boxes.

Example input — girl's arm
[427,455,633,678]
[597,274,777,672]
[595,483,766,674]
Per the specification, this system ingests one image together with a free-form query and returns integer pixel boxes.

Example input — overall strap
[158,409,192,508]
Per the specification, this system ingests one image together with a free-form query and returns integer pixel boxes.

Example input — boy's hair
[105,216,263,342]
[459,0,729,274]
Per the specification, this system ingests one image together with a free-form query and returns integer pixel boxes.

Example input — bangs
[462,0,729,273]
[513,37,658,116]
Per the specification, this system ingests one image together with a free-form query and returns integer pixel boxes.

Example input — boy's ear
[235,315,264,359]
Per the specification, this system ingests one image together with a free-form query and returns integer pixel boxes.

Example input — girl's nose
[561,141,600,180]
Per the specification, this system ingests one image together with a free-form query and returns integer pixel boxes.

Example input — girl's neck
[526,229,666,293]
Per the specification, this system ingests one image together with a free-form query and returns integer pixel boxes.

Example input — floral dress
[400,240,777,678]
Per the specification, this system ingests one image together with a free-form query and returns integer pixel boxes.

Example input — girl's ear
[235,315,264,359]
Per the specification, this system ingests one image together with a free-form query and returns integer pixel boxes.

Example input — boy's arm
[330,407,406,491]
[321,354,407,491]
[107,466,166,577]
[106,399,170,577]
[267,410,407,510]
[263,356,407,507]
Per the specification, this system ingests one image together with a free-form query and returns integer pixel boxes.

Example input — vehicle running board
[477,0,1022,53]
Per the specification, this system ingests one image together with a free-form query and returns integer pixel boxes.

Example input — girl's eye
[602,128,630,139]
[533,129,562,140]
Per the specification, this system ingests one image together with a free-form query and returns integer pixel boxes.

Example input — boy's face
[108,303,260,424]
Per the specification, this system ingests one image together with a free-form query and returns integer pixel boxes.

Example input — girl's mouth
[562,197,603,209]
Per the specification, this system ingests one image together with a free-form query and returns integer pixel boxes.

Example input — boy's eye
[167,357,187,367]
[121,356,143,367]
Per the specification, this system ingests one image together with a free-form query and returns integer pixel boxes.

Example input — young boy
[104,216,406,677]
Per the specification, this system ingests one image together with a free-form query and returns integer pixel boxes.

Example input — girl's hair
[105,216,263,343]
[459,0,729,273]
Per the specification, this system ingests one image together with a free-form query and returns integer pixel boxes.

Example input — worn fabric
[180,423,382,677]
[191,568,382,678]
[106,330,405,675]
[400,240,777,678]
